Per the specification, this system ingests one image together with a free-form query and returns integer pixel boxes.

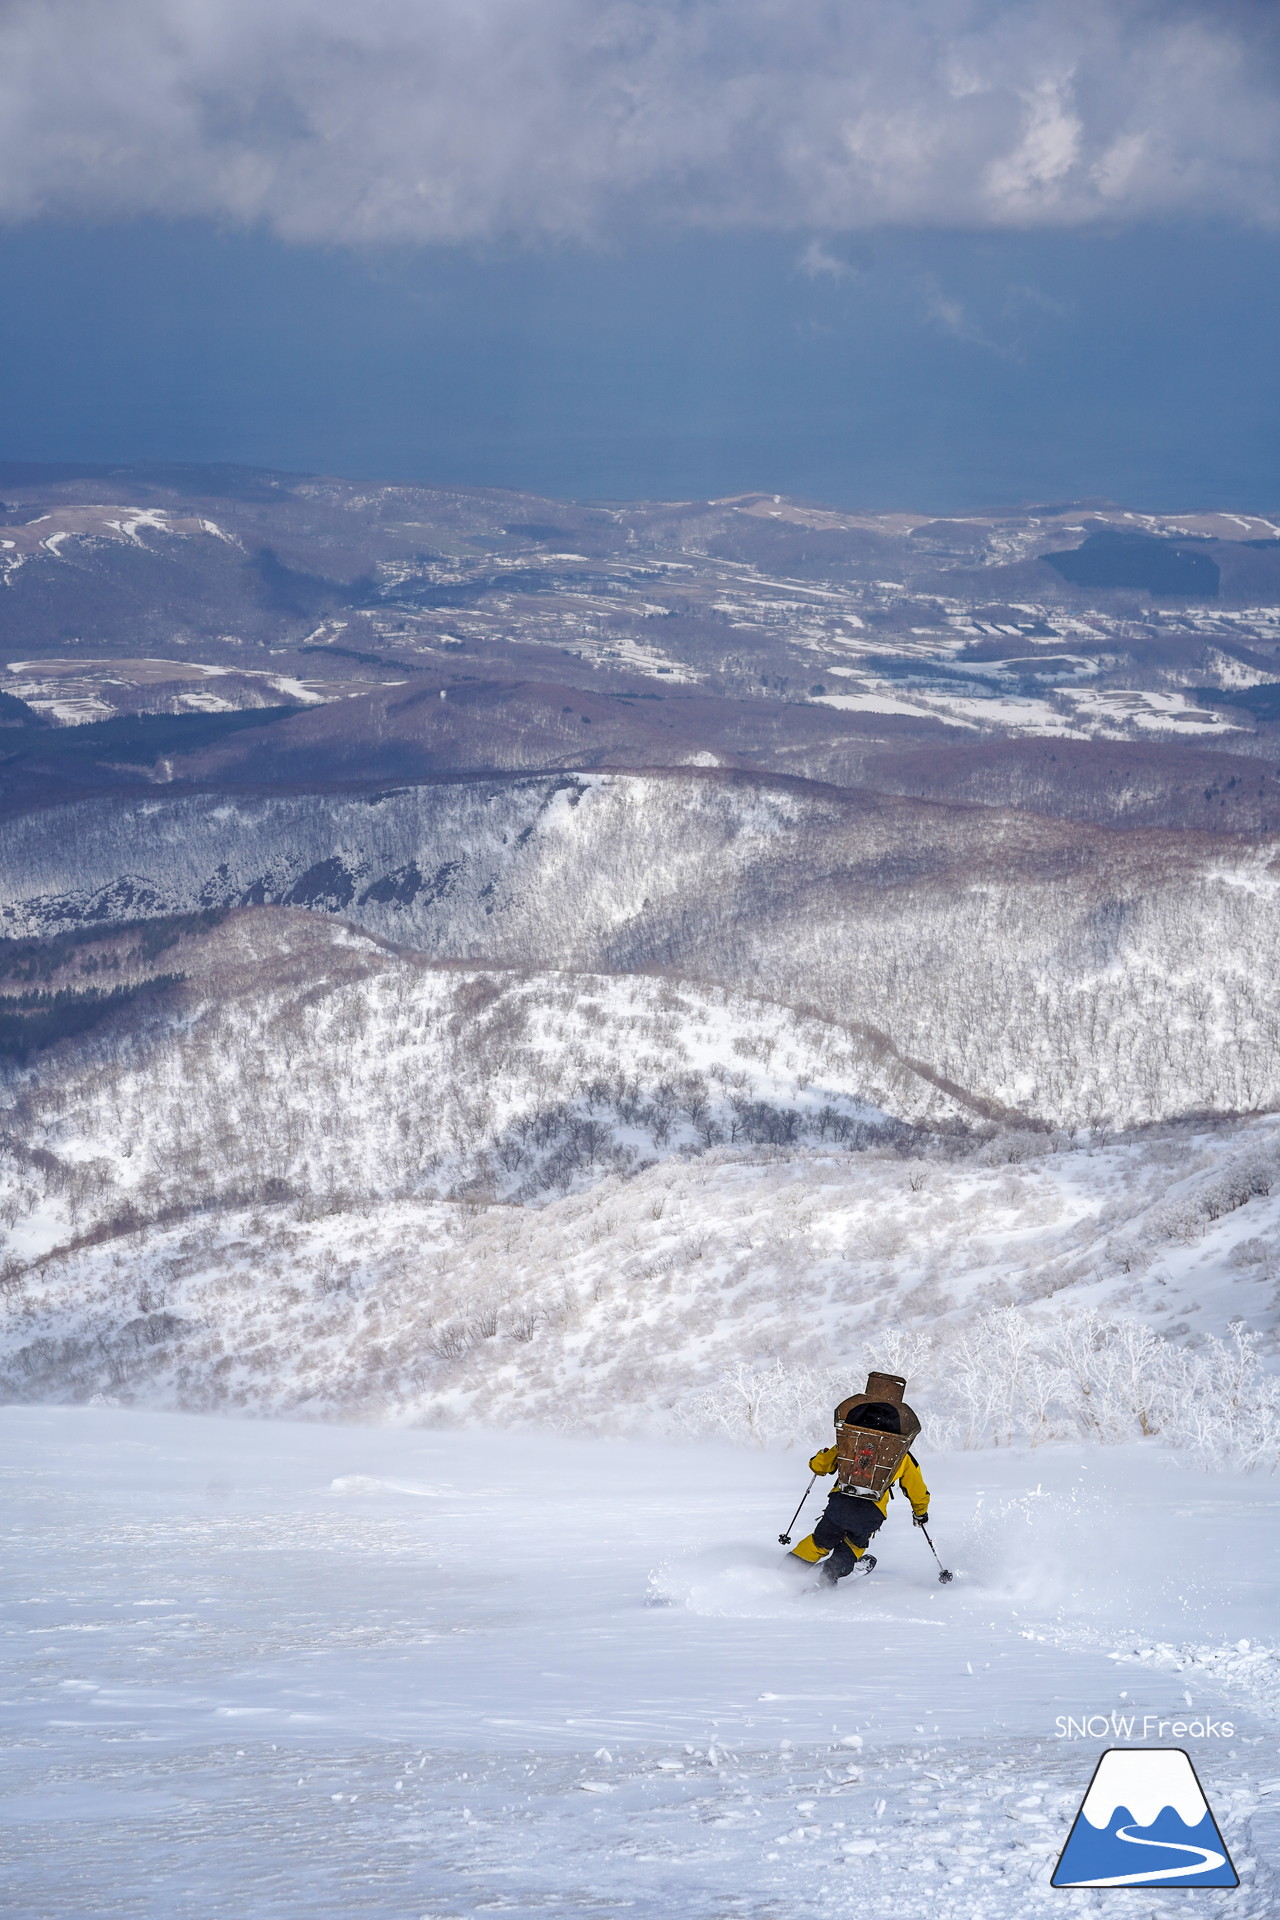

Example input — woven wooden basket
[832,1370,921,1498]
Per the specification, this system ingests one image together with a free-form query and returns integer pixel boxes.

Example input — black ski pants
[812,1490,885,1578]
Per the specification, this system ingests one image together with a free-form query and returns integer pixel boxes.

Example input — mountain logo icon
[1051,1748,1238,1888]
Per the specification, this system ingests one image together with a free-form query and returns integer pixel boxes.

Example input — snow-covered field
[3,1406,1278,1918]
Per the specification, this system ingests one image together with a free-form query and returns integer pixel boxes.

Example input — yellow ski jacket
[808,1444,930,1519]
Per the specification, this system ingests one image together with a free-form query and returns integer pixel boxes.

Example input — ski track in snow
[2,1407,1278,1918]
[1105,1637,1280,1723]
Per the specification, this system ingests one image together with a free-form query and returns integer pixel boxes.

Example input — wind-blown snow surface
[2,1407,1278,1919]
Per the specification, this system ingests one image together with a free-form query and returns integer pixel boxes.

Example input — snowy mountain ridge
[3,772,1280,1128]
[2,905,1277,1453]
[4,465,1280,1467]
[1,909,950,1252]
[1,906,1278,1451]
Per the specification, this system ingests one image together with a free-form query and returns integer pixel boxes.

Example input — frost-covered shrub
[1130,1153,1279,1253]
[1105,1235,1154,1275]
[1229,1236,1273,1268]
[673,1311,1280,1470]
[1197,1157,1275,1220]
[970,1129,1051,1167]
[677,1359,840,1449]
[4,1063,1279,1469]
[1144,1198,1210,1246]
[934,1310,1280,1466]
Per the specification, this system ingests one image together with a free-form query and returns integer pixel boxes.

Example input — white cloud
[0,0,1275,243]
[983,79,1082,211]
[921,275,1069,358]
[798,239,859,280]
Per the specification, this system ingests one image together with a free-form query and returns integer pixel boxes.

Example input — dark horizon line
[0,455,1275,521]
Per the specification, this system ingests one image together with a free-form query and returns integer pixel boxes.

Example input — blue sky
[1,0,1278,510]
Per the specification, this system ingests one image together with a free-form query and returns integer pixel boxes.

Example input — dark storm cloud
[0,0,1277,241]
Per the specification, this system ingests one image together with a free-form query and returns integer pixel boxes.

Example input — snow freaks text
[1055,1714,1235,1740]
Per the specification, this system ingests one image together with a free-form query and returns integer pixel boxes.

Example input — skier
[787,1371,930,1583]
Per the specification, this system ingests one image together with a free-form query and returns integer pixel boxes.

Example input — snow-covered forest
[2,908,1278,1466]
[6,771,1280,1127]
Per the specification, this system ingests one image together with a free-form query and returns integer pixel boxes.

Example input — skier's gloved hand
[913,1511,929,1527]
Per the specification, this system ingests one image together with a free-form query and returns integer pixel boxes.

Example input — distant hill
[2,467,1280,1433]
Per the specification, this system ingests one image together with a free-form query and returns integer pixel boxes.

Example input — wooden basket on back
[833,1371,921,1499]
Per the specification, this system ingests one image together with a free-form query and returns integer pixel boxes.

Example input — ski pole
[778,1472,817,1546]
[918,1520,953,1584]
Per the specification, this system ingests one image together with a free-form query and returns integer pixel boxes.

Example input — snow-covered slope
[0,910,955,1256]
[3,1405,1277,1920]
[2,902,1277,1464]
[3,772,1280,1126]
[7,1094,1279,1453]
[3,909,1279,1444]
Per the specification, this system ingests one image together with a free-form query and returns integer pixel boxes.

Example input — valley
[0,463,1277,1443]
[1,467,1279,1914]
